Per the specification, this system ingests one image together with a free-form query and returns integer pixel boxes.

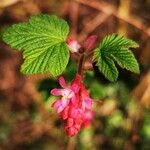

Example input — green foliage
[64,60,77,82]
[141,111,150,140]
[84,72,105,99]
[3,14,70,76]
[0,123,10,142]
[93,34,140,82]
[107,111,123,127]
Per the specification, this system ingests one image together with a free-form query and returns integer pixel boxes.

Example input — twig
[117,0,130,35]
[75,0,150,37]
[69,1,79,37]
[66,137,76,150]
[78,13,110,42]
[78,53,85,76]
[133,71,150,108]
[0,0,22,8]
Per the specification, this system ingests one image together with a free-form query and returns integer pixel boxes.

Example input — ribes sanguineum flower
[67,37,81,53]
[50,74,93,137]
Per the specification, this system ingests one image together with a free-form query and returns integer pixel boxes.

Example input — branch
[75,0,150,37]
[78,13,110,42]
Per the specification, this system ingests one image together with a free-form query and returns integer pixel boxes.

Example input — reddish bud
[84,35,98,51]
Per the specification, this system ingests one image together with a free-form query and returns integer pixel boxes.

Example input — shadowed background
[0,0,150,149]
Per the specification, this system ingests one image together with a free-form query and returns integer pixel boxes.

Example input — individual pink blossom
[67,37,81,53]
[51,74,93,137]
[51,76,78,113]
[80,84,94,127]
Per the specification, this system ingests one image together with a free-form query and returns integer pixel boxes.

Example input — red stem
[77,53,85,76]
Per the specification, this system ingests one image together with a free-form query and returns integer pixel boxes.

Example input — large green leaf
[93,34,140,82]
[3,14,70,76]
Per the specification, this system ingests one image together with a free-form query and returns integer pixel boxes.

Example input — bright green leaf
[111,48,139,74]
[93,34,140,82]
[3,14,70,76]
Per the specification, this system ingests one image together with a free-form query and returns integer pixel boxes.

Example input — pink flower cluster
[51,74,93,137]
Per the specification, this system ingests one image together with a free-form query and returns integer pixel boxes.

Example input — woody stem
[78,53,85,76]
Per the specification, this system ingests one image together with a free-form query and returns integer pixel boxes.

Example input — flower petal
[52,99,66,113]
[69,107,78,118]
[61,99,69,108]
[67,37,81,53]
[83,98,92,110]
[59,76,66,88]
[71,95,77,106]
[51,89,62,96]
[71,74,81,93]
[67,118,74,127]
[57,105,65,113]
[71,84,80,93]
[61,106,69,119]
[52,99,61,109]
[65,126,78,137]
[83,110,94,127]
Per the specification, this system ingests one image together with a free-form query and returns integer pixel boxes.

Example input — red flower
[51,74,93,137]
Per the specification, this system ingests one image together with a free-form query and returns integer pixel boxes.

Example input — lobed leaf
[3,14,70,76]
[93,34,140,82]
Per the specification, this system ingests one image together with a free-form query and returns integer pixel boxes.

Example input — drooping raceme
[51,74,93,136]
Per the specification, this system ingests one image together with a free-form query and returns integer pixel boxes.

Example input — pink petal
[69,107,78,118]
[74,124,81,130]
[83,110,94,127]
[61,99,69,108]
[58,76,66,88]
[52,99,67,113]
[67,118,74,127]
[57,105,65,113]
[85,111,93,120]
[83,99,92,110]
[71,74,82,93]
[84,35,97,51]
[74,118,83,127]
[52,100,61,111]
[70,108,83,119]
[51,89,62,96]
[67,37,81,53]
[71,84,80,93]
[61,106,69,119]
[65,126,78,137]
[52,100,61,108]
[71,95,77,106]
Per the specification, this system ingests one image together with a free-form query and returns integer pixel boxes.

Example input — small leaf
[3,14,70,76]
[93,34,140,82]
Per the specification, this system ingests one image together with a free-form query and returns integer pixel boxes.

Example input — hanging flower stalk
[51,74,93,136]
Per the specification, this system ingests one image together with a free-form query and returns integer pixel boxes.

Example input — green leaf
[93,34,140,82]
[3,14,70,76]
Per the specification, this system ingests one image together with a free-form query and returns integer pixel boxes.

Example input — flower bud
[67,37,81,53]
[84,35,97,51]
